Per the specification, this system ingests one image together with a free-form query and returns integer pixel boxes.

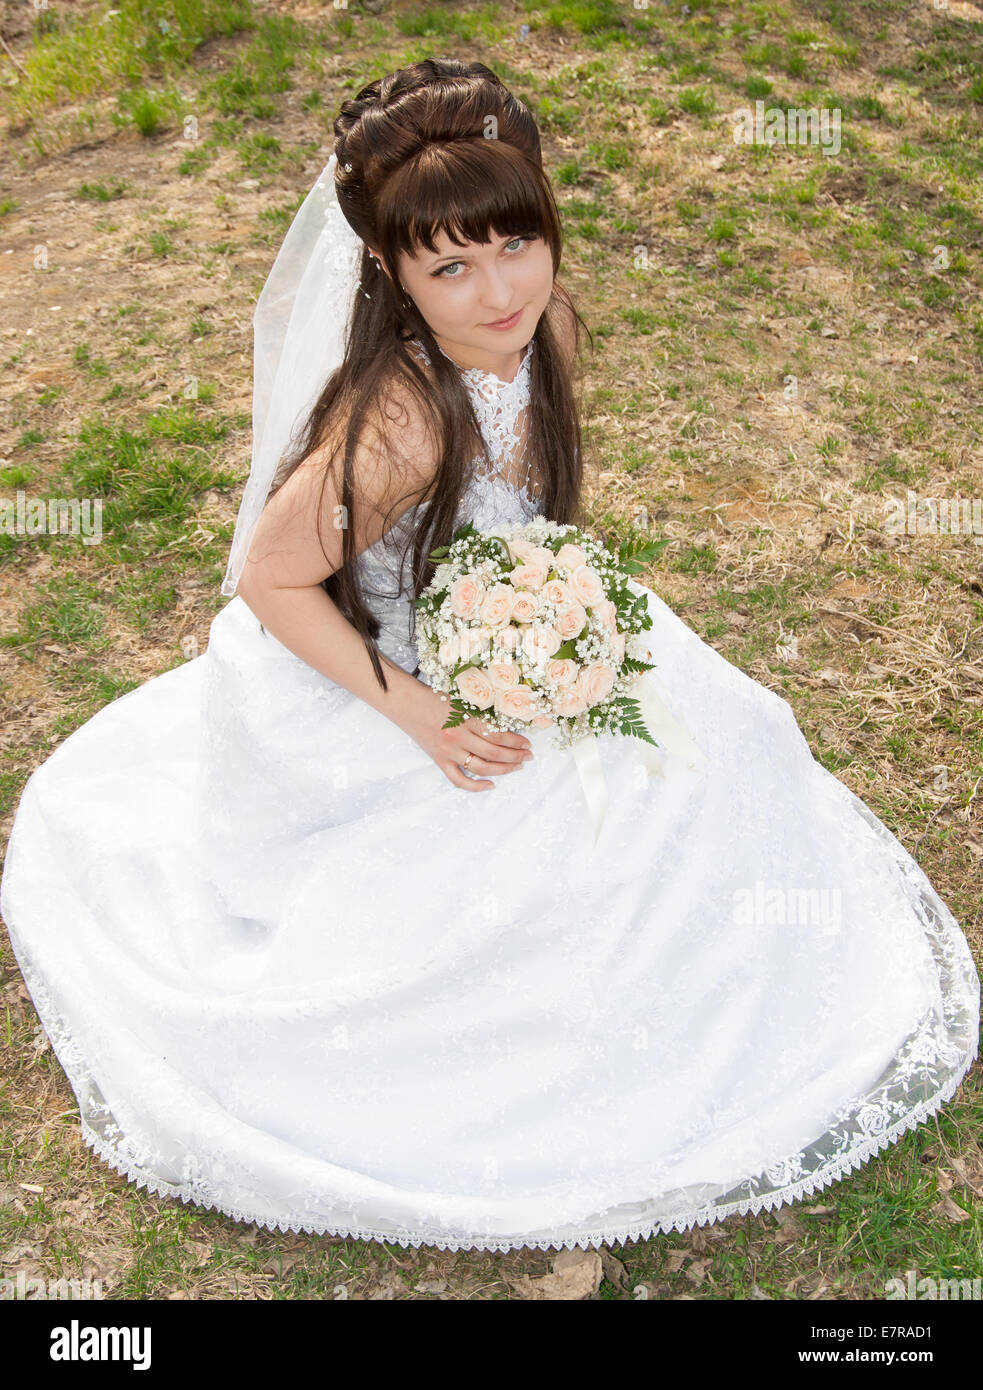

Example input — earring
[357,255,380,300]
[361,254,412,310]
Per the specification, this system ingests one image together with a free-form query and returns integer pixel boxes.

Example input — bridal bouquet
[412,517,667,750]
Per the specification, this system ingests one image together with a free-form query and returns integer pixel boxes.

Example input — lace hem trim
[73,1051,978,1256]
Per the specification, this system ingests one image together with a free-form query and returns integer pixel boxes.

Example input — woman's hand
[402,684,534,791]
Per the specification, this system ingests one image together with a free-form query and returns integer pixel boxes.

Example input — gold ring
[462,752,474,771]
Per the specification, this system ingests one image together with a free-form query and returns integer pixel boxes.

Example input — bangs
[375,141,558,262]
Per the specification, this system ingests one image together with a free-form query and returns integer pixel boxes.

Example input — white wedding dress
[1,338,979,1255]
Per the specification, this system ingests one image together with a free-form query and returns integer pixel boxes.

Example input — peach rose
[580,662,617,707]
[521,624,562,662]
[507,537,538,565]
[458,625,494,661]
[554,542,587,571]
[510,562,548,591]
[438,634,460,667]
[480,583,514,627]
[509,538,555,569]
[554,602,588,640]
[488,660,522,691]
[492,626,522,654]
[610,630,626,664]
[494,685,542,721]
[510,591,541,623]
[546,657,579,687]
[449,573,486,619]
[455,666,495,708]
[569,563,606,608]
[542,578,572,607]
[554,680,588,717]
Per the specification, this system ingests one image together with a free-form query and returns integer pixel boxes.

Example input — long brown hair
[266,58,592,693]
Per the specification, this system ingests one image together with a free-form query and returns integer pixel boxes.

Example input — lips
[484,308,522,329]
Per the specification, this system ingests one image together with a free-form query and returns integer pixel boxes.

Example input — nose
[478,264,515,315]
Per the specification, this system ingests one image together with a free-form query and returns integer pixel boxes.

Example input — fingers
[469,719,532,752]
[436,723,533,790]
[488,742,531,765]
[460,751,525,778]
[437,728,531,769]
[441,744,528,790]
[459,736,529,767]
[467,722,533,759]
[484,730,533,757]
[444,762,493,792]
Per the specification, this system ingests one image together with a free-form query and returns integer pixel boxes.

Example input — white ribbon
[570,738,609,844]
[570,675,707,844]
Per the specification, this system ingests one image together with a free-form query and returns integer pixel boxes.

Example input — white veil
[221,153,362,597]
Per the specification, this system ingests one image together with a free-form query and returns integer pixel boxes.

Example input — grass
[0,0,980,1303]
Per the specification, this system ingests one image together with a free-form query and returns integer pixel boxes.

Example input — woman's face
[372,228,555,374]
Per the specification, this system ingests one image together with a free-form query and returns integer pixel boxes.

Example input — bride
[1,59,979,1256]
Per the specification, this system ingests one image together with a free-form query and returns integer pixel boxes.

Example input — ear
[366,248,394,283]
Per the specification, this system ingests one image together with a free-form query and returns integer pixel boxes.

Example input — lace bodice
[356,337,541,675]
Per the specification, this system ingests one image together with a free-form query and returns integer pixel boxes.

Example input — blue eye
[431,234,538,279]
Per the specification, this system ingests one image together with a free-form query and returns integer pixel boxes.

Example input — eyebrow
[425,233,520,268]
